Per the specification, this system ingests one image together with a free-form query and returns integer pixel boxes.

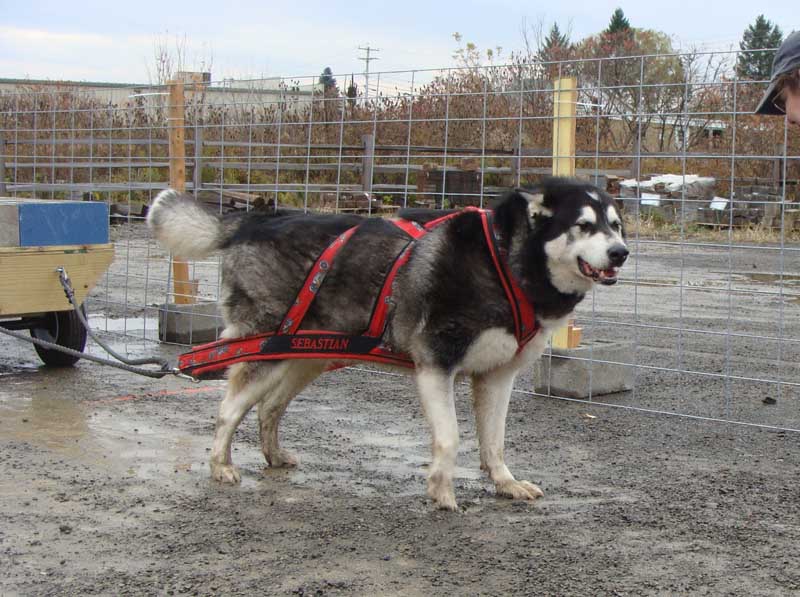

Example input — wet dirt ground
[2,340,800,596]
[2,231,800,595]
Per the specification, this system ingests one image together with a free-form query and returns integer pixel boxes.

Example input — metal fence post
[0,131,6,196]
[193,122,204,198]
[510,135,520,187]
[630,135,641,181]
[361,134,375,195]
[187,72,206,199]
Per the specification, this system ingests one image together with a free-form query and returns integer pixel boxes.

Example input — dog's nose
[607,245,629,266]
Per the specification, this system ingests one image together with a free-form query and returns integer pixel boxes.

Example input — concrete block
[534,340,634,398]
[158,301,224,345]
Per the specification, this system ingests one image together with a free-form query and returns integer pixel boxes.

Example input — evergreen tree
[345,75,358,108]
[542,24,569,55]
[537,23,572,68]
[736,15,783,80]
[600,8,635,57]
[606,8,631,35]
[319,67,337,90]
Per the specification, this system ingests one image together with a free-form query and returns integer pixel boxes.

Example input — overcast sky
[1,0,796,85]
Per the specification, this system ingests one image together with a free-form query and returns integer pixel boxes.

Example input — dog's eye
[579,222,594,233]
[611,221,621,231]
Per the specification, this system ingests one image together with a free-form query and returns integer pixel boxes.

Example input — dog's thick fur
[148,178,628,510]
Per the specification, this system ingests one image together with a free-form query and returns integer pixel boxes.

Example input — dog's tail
[147,189,223,260]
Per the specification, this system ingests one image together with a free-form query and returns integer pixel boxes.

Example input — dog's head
[495,178,629,296]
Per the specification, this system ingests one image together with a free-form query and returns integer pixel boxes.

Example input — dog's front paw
[496,479,543,501]
[210,463,241,484]
[266,449,298,468]
[427,473,458,511]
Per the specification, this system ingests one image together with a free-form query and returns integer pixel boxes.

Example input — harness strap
[279,218,433,337]
[179,331,415,378]
[363,243,413,338]
[278,225,360,335]
[364,211,474,339]
[423,207,481,230]
[478,211,538,346]
[389,218,426,239]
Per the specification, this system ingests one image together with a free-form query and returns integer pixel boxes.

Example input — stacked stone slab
[695,184,800,228]
[735,184,785,228]
[619,174,716,223]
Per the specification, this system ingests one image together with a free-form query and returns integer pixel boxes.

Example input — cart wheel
[30,307,88,367]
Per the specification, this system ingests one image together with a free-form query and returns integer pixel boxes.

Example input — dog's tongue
[598,267,619,281]
[579,259,620,282]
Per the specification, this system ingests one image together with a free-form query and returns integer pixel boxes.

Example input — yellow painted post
[552,76,577,177]
[551,77,579,348]
[167,79,196,305]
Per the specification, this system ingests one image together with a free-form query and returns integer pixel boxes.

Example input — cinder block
[534,340,634,398]
[158,301,224,345]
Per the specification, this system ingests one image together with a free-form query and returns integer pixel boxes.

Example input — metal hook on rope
[0,266,198,382]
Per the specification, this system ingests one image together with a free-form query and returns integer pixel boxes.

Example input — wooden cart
[0,199,114,366]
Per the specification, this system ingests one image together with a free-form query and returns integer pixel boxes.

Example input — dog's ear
[493,187,549,245]
[514,188,552,221]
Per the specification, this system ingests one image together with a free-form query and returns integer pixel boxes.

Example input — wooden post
[361,134,375,195]
[168,80,187,192]
[167,79,195,305]
[416,165,429,203]
[551,77,580,349]
[772,143,785,190]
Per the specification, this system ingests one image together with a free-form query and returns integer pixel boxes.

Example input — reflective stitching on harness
[178,209,539,378]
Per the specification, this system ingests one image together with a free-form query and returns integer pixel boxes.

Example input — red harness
[178,207,538,378]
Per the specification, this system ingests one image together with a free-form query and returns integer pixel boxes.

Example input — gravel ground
[1,226,800,595]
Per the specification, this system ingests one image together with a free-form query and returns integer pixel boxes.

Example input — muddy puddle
[709,270,800,286]
[0,380,222,491]
[629,272,800,306]
[739,272,800,285]
[0,371,440,500]
[87,314,160,341]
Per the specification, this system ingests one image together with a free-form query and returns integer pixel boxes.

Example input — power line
[357,45,380,100]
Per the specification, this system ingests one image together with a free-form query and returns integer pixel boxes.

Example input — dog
[147,178,628,510]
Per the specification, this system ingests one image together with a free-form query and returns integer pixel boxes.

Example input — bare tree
[146,32,214,85]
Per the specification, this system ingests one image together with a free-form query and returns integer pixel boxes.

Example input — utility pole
[357,45,380,101]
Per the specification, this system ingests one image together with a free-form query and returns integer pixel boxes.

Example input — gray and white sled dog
[147,177,628,510]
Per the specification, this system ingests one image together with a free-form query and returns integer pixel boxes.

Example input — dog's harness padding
[178,207,538,378]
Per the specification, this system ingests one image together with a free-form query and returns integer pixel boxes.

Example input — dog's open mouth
[578,257,619,285]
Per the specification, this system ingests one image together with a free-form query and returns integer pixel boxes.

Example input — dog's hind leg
[210,362,287,483]
[416,367,459,511]
[472,366,543,501]
[257,360,327,468]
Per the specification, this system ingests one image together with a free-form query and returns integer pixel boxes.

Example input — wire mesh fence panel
[1,49,797,431]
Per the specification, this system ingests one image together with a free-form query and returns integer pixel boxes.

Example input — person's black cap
[755,30,800,115]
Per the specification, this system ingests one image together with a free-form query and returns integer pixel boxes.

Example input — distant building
[0,72,322,113]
